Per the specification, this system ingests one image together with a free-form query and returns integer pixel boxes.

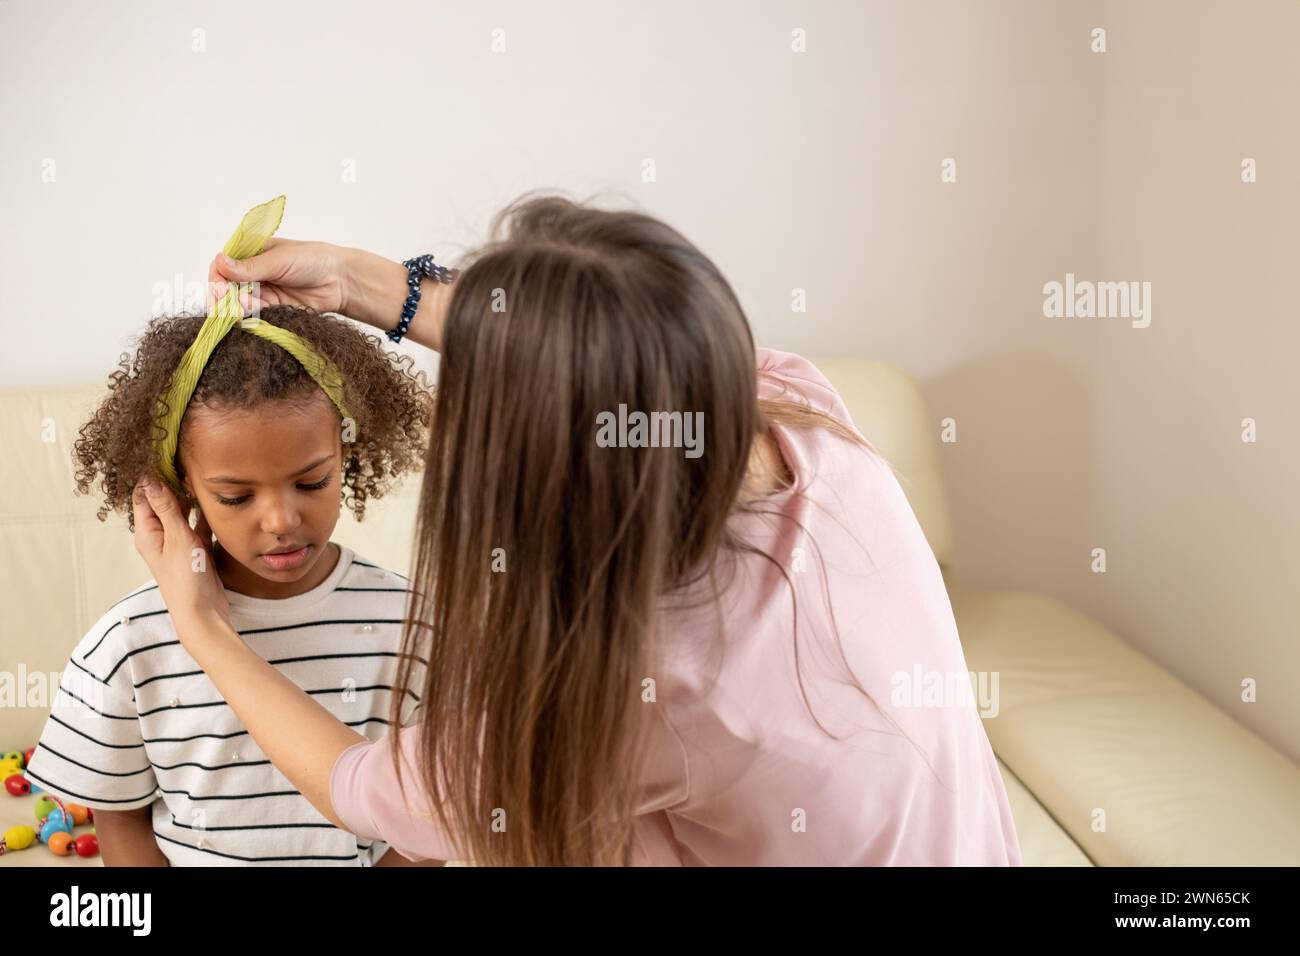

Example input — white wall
[1,0,1294,760]
[1091,0,1300,761]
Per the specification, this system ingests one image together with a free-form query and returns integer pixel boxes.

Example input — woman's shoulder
[752,346,896,501]
[755,346,855,427]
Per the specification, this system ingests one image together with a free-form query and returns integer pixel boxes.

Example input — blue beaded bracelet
[387,254,459,344]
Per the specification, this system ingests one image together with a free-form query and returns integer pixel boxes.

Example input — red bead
[74,834,100,858]
[4,774,30,796]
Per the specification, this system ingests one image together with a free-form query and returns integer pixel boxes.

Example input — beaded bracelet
[387,254,459,344]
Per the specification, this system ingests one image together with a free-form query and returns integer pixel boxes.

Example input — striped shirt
[26,545,423,866]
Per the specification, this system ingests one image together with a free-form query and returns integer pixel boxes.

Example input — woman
[134,190,1023,866]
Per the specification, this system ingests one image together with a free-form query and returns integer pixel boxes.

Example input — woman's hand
[207,238,349,316]
[132,478,231,637]
[207,239,453,352]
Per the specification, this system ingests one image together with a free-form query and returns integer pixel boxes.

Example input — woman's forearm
[375,848,446,867]
[340,246,453,353]
[176,608,367,830]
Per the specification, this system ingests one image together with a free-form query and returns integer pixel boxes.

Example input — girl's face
[178,393,344,600]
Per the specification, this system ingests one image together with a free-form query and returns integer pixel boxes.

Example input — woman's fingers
[132,479,164,556]
[205,272,266,314]
[208,280,235,312]
[207,254,238,312]
[139,478,189,542]
[238,286,265,314]
[210,251,258,308]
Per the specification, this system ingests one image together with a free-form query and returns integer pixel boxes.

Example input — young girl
[137,190,1024,866]
[26,301,437,866]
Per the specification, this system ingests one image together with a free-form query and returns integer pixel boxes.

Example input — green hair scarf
[153,195,354,495]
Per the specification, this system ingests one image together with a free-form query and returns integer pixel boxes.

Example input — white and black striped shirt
[26,545,425,866]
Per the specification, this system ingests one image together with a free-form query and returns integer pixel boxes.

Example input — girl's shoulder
[69,582,173,683]
[339,551,413,592]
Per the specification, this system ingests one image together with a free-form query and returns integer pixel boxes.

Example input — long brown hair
[389,191,916,865]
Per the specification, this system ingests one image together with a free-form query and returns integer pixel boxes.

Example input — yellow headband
[153,196,354,495]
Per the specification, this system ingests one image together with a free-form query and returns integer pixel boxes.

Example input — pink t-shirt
[330,347,1024,866]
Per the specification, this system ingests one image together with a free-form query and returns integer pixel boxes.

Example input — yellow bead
[3,825,36,851]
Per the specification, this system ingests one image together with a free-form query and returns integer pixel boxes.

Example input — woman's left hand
[132,477,231,636]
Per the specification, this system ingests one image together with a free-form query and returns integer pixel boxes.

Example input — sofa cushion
[949,579,1300,866]
[995,756,1092,866]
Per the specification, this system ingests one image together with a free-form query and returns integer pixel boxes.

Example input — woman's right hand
[207,238,350,316]
[208,238,450,351]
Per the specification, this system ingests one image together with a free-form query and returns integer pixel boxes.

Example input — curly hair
[74,305,433,531]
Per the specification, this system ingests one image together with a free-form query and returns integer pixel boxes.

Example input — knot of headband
[153,195,354,495]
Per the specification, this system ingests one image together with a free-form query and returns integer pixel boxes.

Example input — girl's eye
[215,474,332,507]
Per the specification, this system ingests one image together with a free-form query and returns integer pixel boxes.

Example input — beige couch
[2,361,1298,866]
